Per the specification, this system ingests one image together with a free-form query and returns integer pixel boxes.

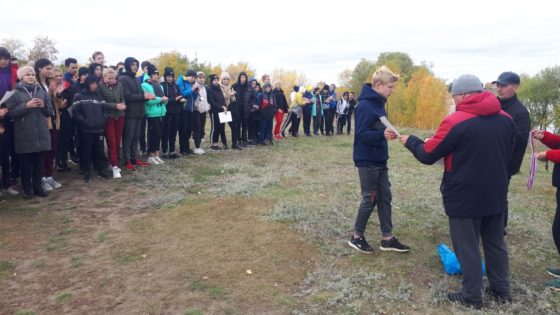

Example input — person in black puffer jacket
[161,67,184,158]
[232,72,255,147]
[207,74,228,150]
[73,75,123,182]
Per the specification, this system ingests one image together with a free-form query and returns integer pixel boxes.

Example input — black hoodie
[232,72,255,120]
[118,57,145,118]
[207,83,226,114]
[73,76,108,134]
[161,80,182,114]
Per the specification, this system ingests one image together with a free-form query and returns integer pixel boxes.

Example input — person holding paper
[348,66,410,255]
[207,74,228,150]
[531,128,560,290]
[399,74,514,308]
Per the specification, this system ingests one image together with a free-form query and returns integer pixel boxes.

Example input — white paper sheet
[379,116,400,136]
[0,91,15,106]
[218,111,232,123]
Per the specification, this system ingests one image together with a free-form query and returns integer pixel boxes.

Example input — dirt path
[0,171,318,314]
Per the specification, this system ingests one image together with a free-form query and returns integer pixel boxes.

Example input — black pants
[290,114,300,136]
[123,117,141,162]
[313,115,324,135]
[302,104,312,136]
[0,126,15,189]
[280,112,293,135]
[347,114,353,134]
[19,152,44,194]
[337,114,347,134]
[248,112,260,142]
[449,213,509,303]
[553,189,560,255]
[192,111,202,149]
[80,133,103,172]
[179,110,193,153]
[324,108,335,135]
[210,111,227,145]
[162,112,180,154]
[200,111,207,139]
[229,118,241,147]
[139,117,147,152]
[147,117,162,153]
[56,110,75,167]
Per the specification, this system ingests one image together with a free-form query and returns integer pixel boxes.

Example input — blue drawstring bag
[437,243,486,275]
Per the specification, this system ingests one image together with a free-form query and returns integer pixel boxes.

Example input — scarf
[220,83,236,106]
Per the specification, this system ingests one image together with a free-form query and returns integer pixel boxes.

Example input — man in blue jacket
[348,66,410,255]
[399,74,515,309]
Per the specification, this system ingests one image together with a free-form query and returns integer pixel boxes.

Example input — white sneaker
[155,156,165,164]
[194,148,205,155]
[112,166,122,179]
[5,187,19,195]
[41,178,53,191]
[46,177,62,189]
[147,157,160,165]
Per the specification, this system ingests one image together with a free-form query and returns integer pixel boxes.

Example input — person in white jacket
[336,92,349,134]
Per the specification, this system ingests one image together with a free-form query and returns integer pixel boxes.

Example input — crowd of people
[0,49,357,200]
[4,46,560,309]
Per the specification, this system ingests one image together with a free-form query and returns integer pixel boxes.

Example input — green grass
[14,310,37,315]
[55,292,72,303]
[0,260,15,279]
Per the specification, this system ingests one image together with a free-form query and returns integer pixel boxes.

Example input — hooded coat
[118,57,145,119]
[232,72,255,120]
[6,82,53,154]
[404,91,515,218]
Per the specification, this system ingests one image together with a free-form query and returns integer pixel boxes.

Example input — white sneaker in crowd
[41,177,53,191]
[112,166,122,179]
[194,148,205,155]
[5,187,19,195]
[155,156,165,164]
[46,177,62,189]
[147,157,160,165]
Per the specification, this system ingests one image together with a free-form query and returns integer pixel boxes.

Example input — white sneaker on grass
[147,157,160,165]
[155,156,165,164]
[5,187,19,195]
[112,166,122,179]
[46,177,62,189]
[41,177,53,191]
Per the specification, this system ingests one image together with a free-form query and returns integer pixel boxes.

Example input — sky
[3,0,560,85]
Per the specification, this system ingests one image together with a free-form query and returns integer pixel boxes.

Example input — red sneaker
[134,160,150,167]
[273,135,282,141]
[125,162,136,171]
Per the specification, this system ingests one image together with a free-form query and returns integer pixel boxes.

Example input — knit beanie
[451,74,483,96]
[17,66,35,80]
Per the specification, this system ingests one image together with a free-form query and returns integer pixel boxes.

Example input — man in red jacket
[399,74,515,309]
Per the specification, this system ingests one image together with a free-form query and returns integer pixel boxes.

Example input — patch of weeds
[70,256,83,268]
[58,227,79,235]
[97,190,111,198]
[112,250,142,264]
[96,231,108,243]
[61,218,73,224]
[96,200,112,207]
[55,292,72,303]
[190,280,211,291]
[279,297,297,305]
[208,287,226,298]
[223,307,235,315]
[15,310,37,315]
[0,260,15,278]
[184,309,203,315]
[32,259,45,268]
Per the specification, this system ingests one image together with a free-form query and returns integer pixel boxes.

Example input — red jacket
[541,131,560,163]
[10,63,18,90]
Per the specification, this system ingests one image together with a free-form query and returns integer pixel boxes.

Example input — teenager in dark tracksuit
[257,83,276,145]
[248,80,261,144]
[232,72,254,147]
[119,57,152,171]
[347,91,356,134]
[207,74,227,150]
[302,86,313,136]
[402,75,514,308]
[73,75,123,182]
[6,66,52,199]
[161,67,183,158]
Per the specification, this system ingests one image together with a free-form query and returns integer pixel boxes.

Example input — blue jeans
[258,119,273,143]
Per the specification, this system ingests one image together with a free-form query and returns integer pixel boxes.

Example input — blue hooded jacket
[176,75,198,112]
[353,84,388,167]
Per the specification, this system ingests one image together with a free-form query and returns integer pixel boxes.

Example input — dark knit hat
[147,64,158,77]
[209,74,219,82]
[163,67,174,77]
[186,70,197,78]
[85,75,99,87]
[78,67,89,77]
[263,82,272,89]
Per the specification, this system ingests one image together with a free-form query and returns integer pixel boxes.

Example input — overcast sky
[3,0,559,85]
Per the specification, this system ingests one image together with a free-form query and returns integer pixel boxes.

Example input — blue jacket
[176,75,198,112]
[328,91,337,109]
[353,84,388,167]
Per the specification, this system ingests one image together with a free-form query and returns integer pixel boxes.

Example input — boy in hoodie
[347,91,356,134]
[257,83,276,145]
[161,67,184,158]
[302,85,314,136]
[336,92,349,135]
[232,72,254,148]
[248,79,261,145]
[176,69,199,155]
[348,66,410,255]
[207,74,228,150]
[73,75,124,182]
[118,57,153,171]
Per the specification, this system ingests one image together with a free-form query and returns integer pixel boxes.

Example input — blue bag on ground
[437,243,486,275]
